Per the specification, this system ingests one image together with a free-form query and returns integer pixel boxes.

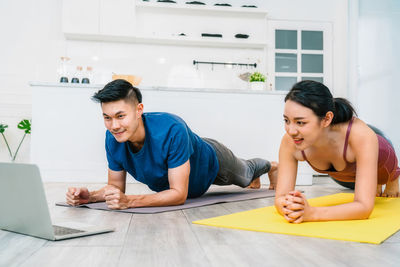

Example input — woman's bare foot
[382,178,399,197]
[247,177,261,189]
[268,161,278,190]
[376,184,383,197]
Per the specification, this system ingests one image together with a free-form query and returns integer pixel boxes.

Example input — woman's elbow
[357,203,374,219]
[360,208,373,219]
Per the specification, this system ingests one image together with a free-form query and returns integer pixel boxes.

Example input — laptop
[0,162,114,240]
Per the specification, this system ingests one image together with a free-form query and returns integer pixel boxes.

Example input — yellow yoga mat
[193,193,400,244]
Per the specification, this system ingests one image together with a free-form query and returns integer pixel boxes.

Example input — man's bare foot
[376,184,383,197]
[268,161,278,190]
[382,178,399,197]
[247,177,261,189]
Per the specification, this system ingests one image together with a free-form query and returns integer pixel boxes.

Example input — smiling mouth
[293,138,304,144]
[112,130,125,136]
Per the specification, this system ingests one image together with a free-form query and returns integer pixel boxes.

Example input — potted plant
[0,119,31,162]
[249,71,266,91]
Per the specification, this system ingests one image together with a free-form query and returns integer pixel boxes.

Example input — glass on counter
[58,56,70,83]
[81,66,92,84]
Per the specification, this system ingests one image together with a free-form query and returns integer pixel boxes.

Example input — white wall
[0,0,349,165]
[351,0,400,154]
[0,0,64,162]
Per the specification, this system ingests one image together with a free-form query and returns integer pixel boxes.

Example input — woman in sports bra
[275,80,400,223]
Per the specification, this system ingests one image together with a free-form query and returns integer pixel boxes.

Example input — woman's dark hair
[284,80,356,125]
[92,79,142,104]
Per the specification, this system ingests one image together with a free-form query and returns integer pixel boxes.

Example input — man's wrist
[88,192,96,203]
[127,194,143,208]
[88,190,102,203]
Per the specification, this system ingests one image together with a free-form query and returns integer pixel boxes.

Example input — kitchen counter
[29,82,287,95]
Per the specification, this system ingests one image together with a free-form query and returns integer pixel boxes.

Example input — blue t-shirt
[105,112,219,198]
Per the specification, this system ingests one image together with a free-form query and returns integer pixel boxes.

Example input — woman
[275,80,400,224]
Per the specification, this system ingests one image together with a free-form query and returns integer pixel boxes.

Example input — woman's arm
[318,121,378,220]
[286,121,378,222]
[275,134,299,215]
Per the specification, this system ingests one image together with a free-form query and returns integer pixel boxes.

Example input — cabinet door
[100,0,135,37]
[62,0,100,35]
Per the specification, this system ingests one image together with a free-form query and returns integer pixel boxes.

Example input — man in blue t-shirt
[66,79,278,209]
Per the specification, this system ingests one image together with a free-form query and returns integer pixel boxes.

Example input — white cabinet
[62,0,136,38]
[100,0,136,36]
[62,0,99,36]
[62,0,268,49]
[134,1,267,48]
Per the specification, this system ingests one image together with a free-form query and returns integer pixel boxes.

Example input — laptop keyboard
[53,225,86,236]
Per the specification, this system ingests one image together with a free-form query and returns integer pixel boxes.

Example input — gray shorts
[203,138,271,188]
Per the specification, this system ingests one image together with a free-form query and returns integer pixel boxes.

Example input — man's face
[101,99,143,143]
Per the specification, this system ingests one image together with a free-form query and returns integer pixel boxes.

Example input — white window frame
[267,20,333,91]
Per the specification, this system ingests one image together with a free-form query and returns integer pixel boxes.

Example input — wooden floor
[1,177,400,267]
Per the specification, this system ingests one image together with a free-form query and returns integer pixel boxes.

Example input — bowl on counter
[112,74,142,86]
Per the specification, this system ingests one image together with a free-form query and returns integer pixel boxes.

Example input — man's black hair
[92,79,142,104]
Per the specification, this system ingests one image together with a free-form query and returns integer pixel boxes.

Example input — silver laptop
[0,162,114,240]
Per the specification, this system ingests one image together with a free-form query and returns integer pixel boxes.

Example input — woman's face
[283,100,325,150]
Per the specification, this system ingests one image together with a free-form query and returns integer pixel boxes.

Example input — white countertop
[29,81,288,95]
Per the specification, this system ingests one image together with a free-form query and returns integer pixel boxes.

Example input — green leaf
[0,124,8,134]
[249,72,266,82]
[17,119,31,134]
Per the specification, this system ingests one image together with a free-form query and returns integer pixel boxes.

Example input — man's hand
[66,187,90,206]
[104,186,132,210]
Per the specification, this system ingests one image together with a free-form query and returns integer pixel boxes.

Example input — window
[268,21,332,91]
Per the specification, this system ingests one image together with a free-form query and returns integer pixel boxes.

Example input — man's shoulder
[144,112,184,122]
[144,112,187,129]
[144,112,192,143]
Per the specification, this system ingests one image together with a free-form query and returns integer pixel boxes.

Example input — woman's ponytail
[332,98,356,124]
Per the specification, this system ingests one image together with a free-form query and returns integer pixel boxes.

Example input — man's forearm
[126,189,187,208]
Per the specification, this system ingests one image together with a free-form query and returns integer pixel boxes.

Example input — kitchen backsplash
[63,40,266,90]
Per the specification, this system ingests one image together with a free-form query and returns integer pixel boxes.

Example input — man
[66,79,278,209]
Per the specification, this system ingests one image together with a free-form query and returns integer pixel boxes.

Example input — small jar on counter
[71,66,82,83]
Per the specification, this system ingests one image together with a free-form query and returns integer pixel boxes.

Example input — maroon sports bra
[301,117,400,184]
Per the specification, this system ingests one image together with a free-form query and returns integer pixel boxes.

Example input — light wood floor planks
[1,178,400,267]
